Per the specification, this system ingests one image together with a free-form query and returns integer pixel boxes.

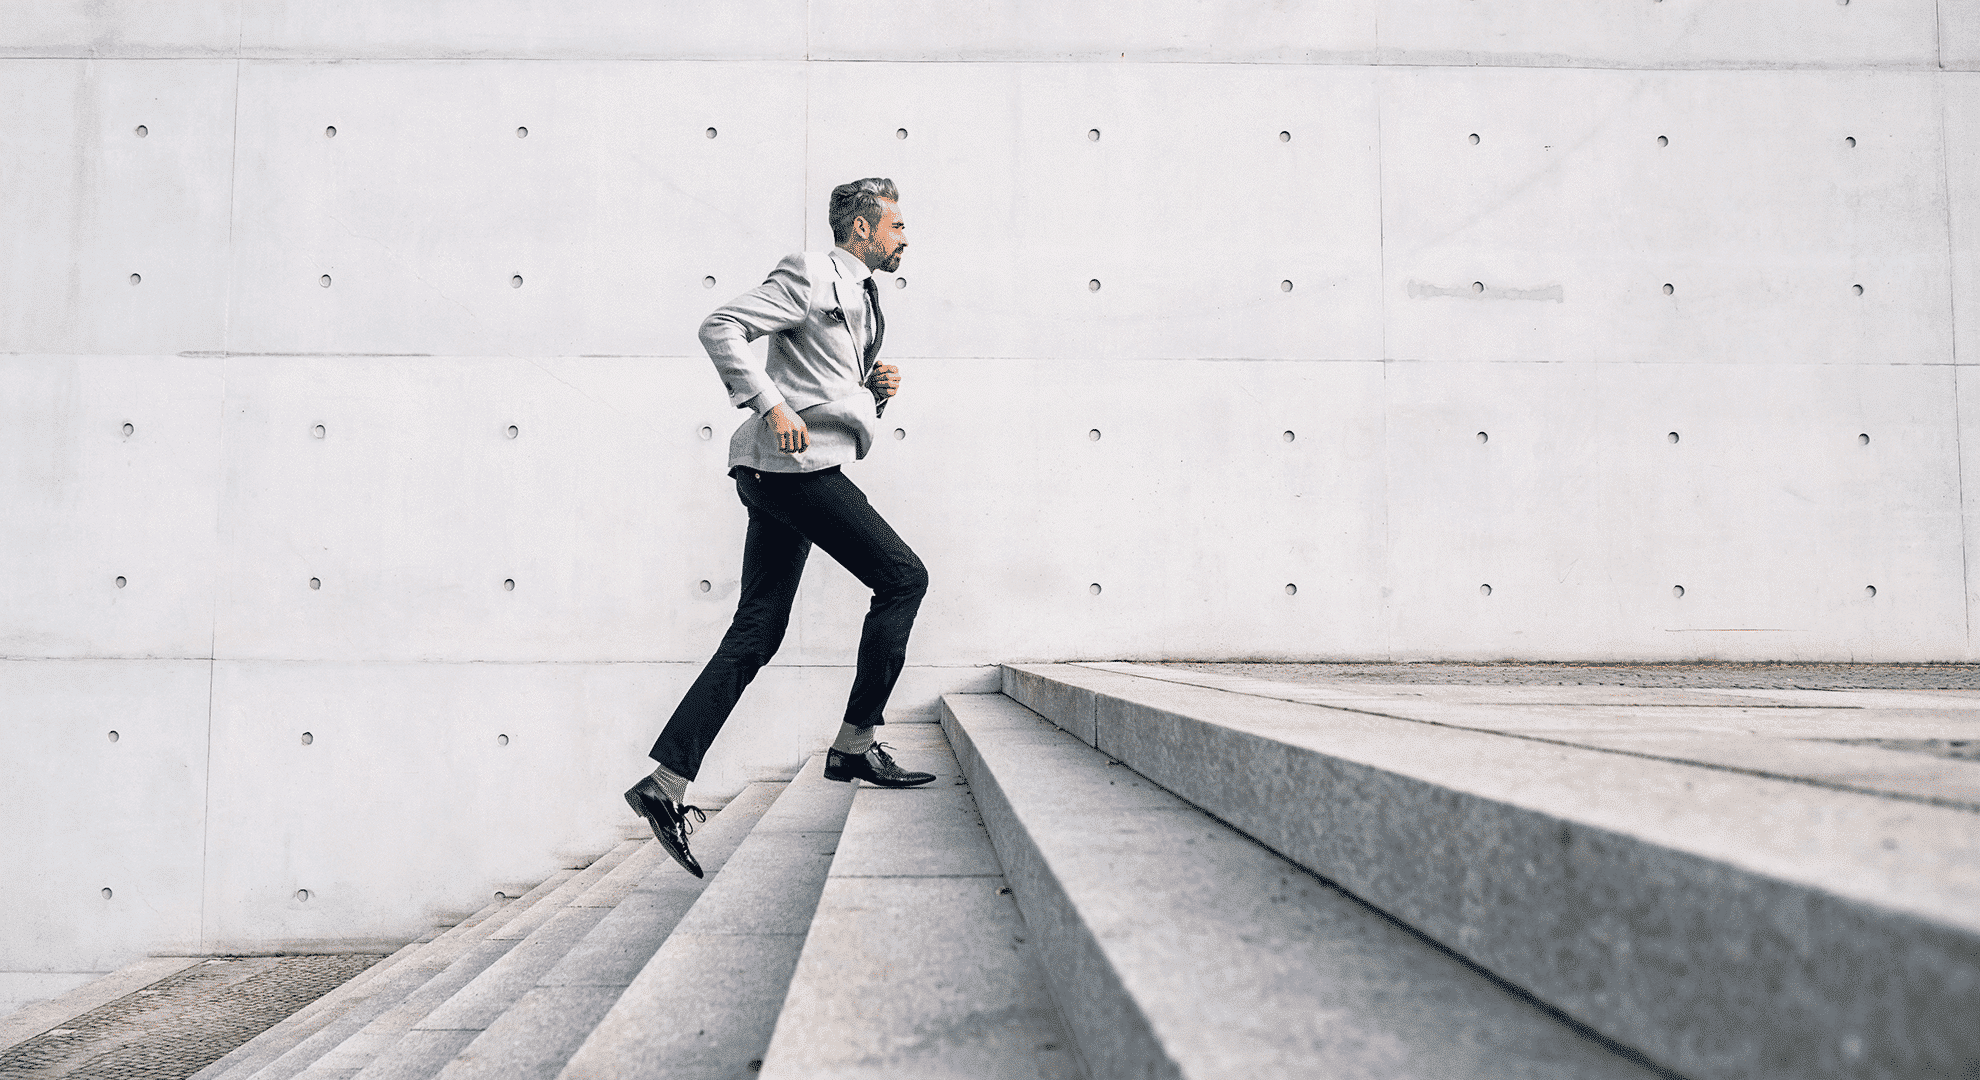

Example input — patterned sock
[650,763,690,804]
[830,722,876,756]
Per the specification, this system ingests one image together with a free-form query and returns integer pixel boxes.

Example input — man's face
[860,199,907,273]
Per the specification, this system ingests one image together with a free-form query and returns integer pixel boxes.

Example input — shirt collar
[828,246,873,284]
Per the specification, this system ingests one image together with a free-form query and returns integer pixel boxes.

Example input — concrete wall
[2,3,1974,983]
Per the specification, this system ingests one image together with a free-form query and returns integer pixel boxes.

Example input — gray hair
[828,178,900,243]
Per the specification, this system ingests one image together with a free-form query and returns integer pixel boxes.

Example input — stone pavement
[0,955,382,1080]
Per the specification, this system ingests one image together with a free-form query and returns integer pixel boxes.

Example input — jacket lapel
[829,273,866,368]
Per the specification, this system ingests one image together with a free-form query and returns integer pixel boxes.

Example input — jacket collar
[828,246,874,284]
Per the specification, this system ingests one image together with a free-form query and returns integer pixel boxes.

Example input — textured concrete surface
[559,754,855,1080]
[0,955,383,1080]
[760,724,1078,1079]
[1004,664,1980,1080]
[0,958,203,1051]
[944,692,1665,1080]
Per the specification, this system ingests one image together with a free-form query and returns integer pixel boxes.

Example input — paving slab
[429,782,785,1080]
[759,724,1079,1080]
[944,692,1667,1080]
[1003,665,1980,1080]
[557,754,856,1080]
[0,956,204,1052]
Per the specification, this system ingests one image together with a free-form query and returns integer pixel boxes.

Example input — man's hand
[766,403,808,454]
[867,364,902,399]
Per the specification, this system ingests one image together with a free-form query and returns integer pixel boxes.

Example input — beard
[879,250,903,273]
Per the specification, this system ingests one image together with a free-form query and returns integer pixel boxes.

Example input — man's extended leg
[629,500,809,876]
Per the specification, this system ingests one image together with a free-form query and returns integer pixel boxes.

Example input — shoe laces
[675,803,707,835]
[869,743,899,770]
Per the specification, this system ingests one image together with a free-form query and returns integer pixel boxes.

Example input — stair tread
[557,754,855,1080]
[331,843,644,1080]
[946,692,1665,1080]
[1001,663,1980,1080]
[760,725,1079,1080]
[427,780,786,1080]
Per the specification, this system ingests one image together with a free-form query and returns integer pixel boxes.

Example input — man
[625,178,936,878]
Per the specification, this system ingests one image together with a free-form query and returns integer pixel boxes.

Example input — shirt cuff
[740,387,788,417]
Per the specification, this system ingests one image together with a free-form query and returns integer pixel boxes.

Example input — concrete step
[419,779,788,1080]
[758,724,1080,1080]
[277,842,639,1080]
[997,663,1980,1080]
[223,885,556,1080]
[557,752,857,1080]
[944,691,1677,1080]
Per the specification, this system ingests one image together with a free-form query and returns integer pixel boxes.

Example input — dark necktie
[862,276,886,369]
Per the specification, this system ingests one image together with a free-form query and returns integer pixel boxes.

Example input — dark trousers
[649,466,928,780]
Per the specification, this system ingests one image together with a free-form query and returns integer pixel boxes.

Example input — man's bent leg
[647,503,810,781]
[749,470,933,788]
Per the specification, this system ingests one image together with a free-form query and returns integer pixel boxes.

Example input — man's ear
[851,214,871,241]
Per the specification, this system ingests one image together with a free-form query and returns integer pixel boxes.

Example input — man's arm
[700,255,810,418]
[701,255,813,452]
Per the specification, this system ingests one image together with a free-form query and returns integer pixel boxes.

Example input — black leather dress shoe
[824,743,936,788]
[624,776,707,878]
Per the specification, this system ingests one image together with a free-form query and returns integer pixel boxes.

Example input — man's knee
[885,554,928,603]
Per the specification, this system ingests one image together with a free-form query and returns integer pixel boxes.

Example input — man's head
[830,177,907,273]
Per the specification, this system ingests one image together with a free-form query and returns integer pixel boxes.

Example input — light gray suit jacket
[699,248,886,473]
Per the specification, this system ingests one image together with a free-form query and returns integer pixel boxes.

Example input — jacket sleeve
[699,254,810,415]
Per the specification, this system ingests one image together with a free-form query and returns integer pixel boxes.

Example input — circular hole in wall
[296,889,311,902]
[506,425,519,438]
[309,577,320,590]
[1280,279,1293,292]
[698,425,713,440]
[1859,433,1871,445]
[1657,135,1668,146]
[706,127,718,139]
[1087,429,1102,441]
[1279,130,1291,142]
[893,428,906,440]
[511,274,523,288]
[1088,583,1103,595]
[1282,430,1296,442]
[896,127,908,139]
[516,126,528,138]
[894,277,906,289]
[1479,584,1492,596]
[503,579,516,592]
[1088,279,1101,292]
[1668,431,1681,443]
[497,734,509,746]
[1087,128,1101,141]
[1284,584,1298,595]
[319,274,332,288]
[703,276,716,289]
[1663,283,1675,295]
[108,730,119,743]
[1846,136,1857,147]
[115,576,127,588]
[103,888,114,900]
[301,731,313,744]
[1468,133,1480,144]
[135,125,148,138]
[1853,284,1864,296]
[129,273,141,285]
[122,423,134,436]
[312,424,326,438]
[698,580,711,593]
[325,125,336,138]
[1471,281,1484,294]
[1673,585,1686,598]
[1865,585,1878,598]
[1476,431,1489,443]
